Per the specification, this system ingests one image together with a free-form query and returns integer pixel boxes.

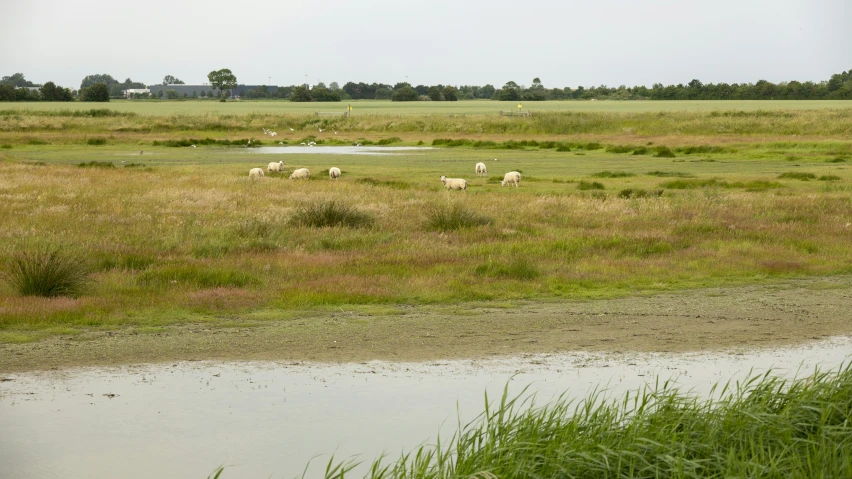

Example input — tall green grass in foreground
[310,365,852,479]
[2,249,90,297]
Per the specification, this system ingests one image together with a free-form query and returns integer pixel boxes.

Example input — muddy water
[2,338,851,479]
[250,146,434,156]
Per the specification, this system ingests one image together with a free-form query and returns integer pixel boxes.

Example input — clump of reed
[425,203,492,231]
[290,201,374,228]
[2,248,91,297]
[314,365,852,479]
[778,172,817,181]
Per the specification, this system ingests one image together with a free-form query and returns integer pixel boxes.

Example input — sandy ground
[2,276,851,373]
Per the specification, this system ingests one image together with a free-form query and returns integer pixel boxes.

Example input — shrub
[2,248,90,297]
[425,203,492,231]
[27,139,48,145]
[826,157,846,163]
[646,170,694,177]
[376,137,402,145]
[77,161,115,168]
[605,145,636,153]
[290,201,374,228]
[0,144,11,149]
[555,144,571,152]
[818,175,841,181]
[475,259,540,280]
[618,188,663,199]
[778,172,817,180]
[87,138,107,146]
[356,178,411,190]
[592,171,635,178]
[654,146,676,158]
[676,145,729,154]
[660,178,726,189]
[632,146,650,155]
[577,181,605,190]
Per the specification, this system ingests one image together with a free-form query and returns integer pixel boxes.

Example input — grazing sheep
[440,176,467,191]
[249,168,265,179]
[329,167,341,179]
[267,161,284,173]
[501,171,521,187]
[289,168,310,180]
[475,162,487,177]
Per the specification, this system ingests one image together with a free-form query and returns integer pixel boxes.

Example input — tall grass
[310,365,852,479]
[290,201,374,228]
[425,203,492,231]
[2,249,90,297]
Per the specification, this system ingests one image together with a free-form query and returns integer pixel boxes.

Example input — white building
[123,88,150,98]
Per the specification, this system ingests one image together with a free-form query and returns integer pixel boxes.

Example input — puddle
[250,146,434,156]
[2,337,851,479]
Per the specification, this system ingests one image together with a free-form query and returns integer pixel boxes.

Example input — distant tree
[531,78,544,89]
[480,84,495,99]
[207,69,237,97]
[441,86,458,101]
[427,86,442,101]
[157,89,164,98]
[290,86,312,102]
[1,73,35,87]
[393,82,412,90]
[192,90,197,98]
[375,87,393,100]
[183,92,188,98]
[391,86,418,101]
[166,89,179,99]
[498,81,521,101]
[200,90,207,98]
[163,75,184,85]
[0,84,16,101]
[82,82,110,102]
[329,82,340,91]
[80,74,117,90]
[314,81,327,90]
[311,87,341,102]
[39,82,59,101]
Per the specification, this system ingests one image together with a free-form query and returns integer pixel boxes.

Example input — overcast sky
[3,0,850,90]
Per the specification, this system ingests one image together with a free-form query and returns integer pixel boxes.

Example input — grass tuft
[376,137,402,145]
[87,138,107,146]
[653,146,676,158]
[425,203,492,231]
[647,170,694,178]
[475,259,540,280]
[618,188,663,199]
[818,175,841,181]
[778,172,817,181]
[290,201,374,228]
[577,181,605,190]
[2,248,90,297]
[592,171,635,178]
[77,161,115,169]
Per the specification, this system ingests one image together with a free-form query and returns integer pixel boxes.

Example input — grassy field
[3,99,852,116]
[1,135,851,342]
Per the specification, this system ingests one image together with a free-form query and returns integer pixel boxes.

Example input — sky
[2,0,851,90]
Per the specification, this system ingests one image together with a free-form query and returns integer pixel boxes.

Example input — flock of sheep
[247,159,521,189]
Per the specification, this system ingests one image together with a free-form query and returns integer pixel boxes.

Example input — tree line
[2,69,851,102]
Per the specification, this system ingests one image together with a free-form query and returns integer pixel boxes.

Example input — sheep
[440,176,467,191]
[329,167,341,179]
[267,161,284,173]
[475,162,487,177]
[501,171,521,187]
[289,168,310,180]
[249,168,265,179]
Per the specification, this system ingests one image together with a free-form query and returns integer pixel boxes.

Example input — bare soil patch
[2,276,851,373]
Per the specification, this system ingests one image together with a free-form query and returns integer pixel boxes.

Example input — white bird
[289,127,295,131]
[262,128,269,134]
[191,145,196,148]
[308,141,316,145]
[318,128,324,132]
[270,132,277,136]
[333,130,338,134]
[355,143,362,147]
[300,142,306,145]
[279,141,284,145]
[493,158,497,161]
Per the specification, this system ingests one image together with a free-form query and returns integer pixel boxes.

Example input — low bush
[474,259,540,280]
[778,172,817,180]
[646,170,694,177]
[818,175,841,181]
[376,137,402,145]
[425,203,492,231]
[653,146,676,158]
[577,181,605,190]
[660,178,725,189]
[290,201,374,228]
[2,248,90,297]
[87,138,107,146]
[826,157,847,163]
[632,146,650,155]
[592,171,635,178]
[77,161,115,169]
[618,188,663,199]
[1,144,11,149]
[605,145,636,153]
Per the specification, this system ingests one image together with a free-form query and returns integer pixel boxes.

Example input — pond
[2,337,850,479]
[250,146,434,156]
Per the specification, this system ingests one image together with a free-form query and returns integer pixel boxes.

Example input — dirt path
[2,277,851,373]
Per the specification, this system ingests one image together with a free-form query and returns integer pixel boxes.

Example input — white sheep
[289,168,310,180]
[440,176,467,191]
[267,161,284,173]
[501,171,521,187]
[475,162,487,177]
[329,167,341,179]
[249,168,265,179]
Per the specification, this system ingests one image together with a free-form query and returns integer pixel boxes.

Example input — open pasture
[1,141,851,347]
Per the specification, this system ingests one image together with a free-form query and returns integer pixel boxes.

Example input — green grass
[2,248,91,297]
[425,203,492,231]
[592,171,635,178]
[646,170,694,178]
[310,365,852,479]
[577,181,605,190]
[290,201,375,228]
[779,172,817,180]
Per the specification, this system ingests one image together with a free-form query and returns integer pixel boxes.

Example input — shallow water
[250,146,434,156]
[2,337,851,479]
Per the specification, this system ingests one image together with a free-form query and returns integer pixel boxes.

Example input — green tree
[207,69,237,97]
[40,82,59,101]
[427,86,442,101]
[290,86,312,102]
[163,75,184,85]
[80,74,117,90]
[375,88,393,100]
[391,86,418,101]
[498,81,521,101]
[200,90,207,98]
[165,89,179,99]
[157,90,164,98]
[1,73,35,87]
[329,82,340,91]
[311,88,341,102]
[441,86,458,101]
[82,82,110,102]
